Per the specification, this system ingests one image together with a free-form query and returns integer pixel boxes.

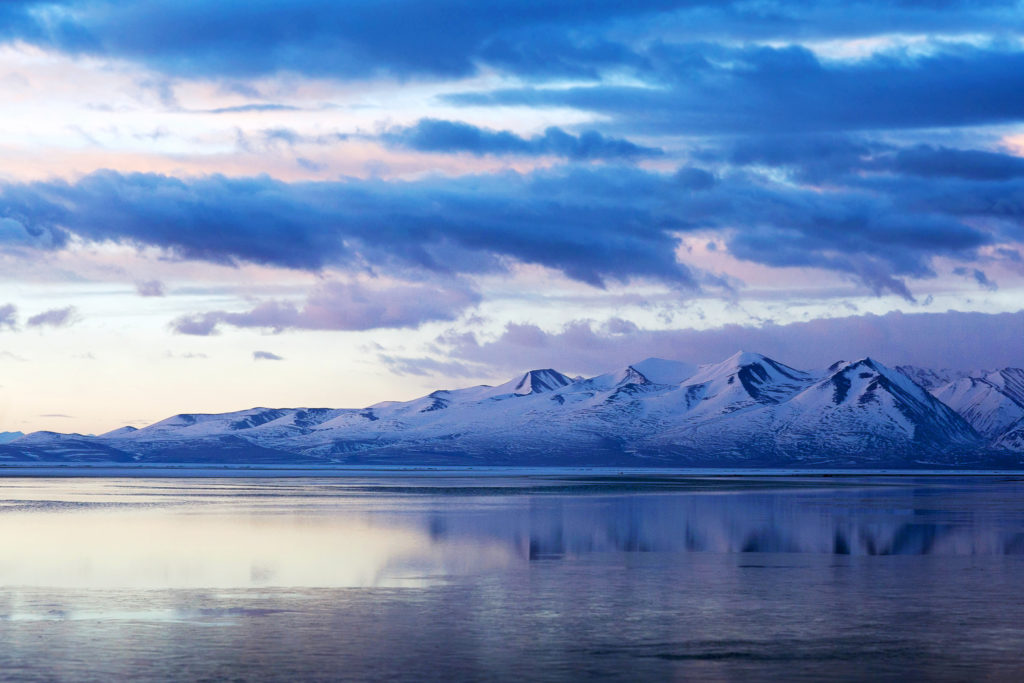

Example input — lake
[1,473,1023,680]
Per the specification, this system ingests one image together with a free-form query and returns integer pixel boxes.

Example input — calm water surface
[1,474,1023,681]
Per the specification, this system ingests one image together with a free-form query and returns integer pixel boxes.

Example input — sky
[2,0,1024,434]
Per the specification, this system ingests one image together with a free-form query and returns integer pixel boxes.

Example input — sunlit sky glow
[2,1,1024,433]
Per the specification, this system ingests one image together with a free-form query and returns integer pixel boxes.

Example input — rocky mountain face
[4,352,1024,468]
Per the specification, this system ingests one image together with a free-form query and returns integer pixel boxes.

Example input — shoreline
[0,464,1022,478]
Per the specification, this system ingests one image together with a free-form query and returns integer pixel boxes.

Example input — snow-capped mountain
[932,376,1024,439]
[643,356,981,465]
[4,352,1022,468]
[898,366,1024,447]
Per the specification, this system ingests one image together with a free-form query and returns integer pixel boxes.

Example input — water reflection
[1,476,1023,591]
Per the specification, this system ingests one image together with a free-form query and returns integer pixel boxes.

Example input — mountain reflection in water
[420,478,1024,559]
[0,475,1022,591]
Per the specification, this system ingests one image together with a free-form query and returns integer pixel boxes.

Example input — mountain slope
[900,367,1024,447]
[932,376,1024,440]
[645,357,981,464]
[772,358,981,461]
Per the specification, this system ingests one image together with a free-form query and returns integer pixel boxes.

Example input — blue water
[1,474,1023,680]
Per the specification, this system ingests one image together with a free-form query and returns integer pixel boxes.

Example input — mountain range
[5,351,1024,468]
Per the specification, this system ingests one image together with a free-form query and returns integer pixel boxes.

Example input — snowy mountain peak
[826,357,930,405]
[514,368,572,395]
[685,351,813,407]
[835,358,926,391]
[726,350,770,366]
[628,358,696,385]
[695,350,806,378]
[101,425,138,438]
[837,357,882,372]
[151,413,203,428]
[809,357,980,450]
[482,368,574,398]
[586,358,697,391]
[618,366,652,386]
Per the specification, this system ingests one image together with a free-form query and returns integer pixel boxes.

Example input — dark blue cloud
[719,137,1024,183]
[382,119,661,160]
[1,1,1020,81]
[885,145,1024,181]
[694,179,992,300]
[712,135,879,183]
[475,29,651,80]
[0,162,1012,299]
[845,174,1024,239]
[449,43,1024,134]
[0,0,684,80]
[699,137,1024,269]
[674,167,718,191]
[0,169,696,288]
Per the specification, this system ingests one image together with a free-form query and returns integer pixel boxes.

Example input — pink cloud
[173,279,480,335]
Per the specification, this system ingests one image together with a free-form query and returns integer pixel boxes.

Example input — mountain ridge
[4,352,1023,468]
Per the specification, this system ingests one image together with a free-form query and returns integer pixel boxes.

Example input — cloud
[450,43,1024,135]
[953,266,998,291]
[135,280,166,297]
[1,1,1020,82]
[172,316,218,336]
[717,137,1024,184]
[172,279,481,335]
[253,350,284,361]
[437,309,1024,376]
[164,351,209,359]
[26,306,78,328]
[0,304,16,330]
[0,168,698,288]
[0,216,65,250]
[296,157,327,172]
[233,128,349,153]
[0,0,669,80]
[884,145,1024,181]
[2,161,1018,298]
[377,354,483,378]
[382,119,661,160]
[206,103,303,114]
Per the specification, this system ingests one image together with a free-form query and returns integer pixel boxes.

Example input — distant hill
[0,432,23,444]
